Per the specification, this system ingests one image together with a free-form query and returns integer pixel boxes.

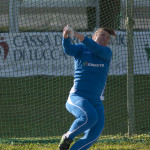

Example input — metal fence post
[126,0,135,136]
[9,0,19,32]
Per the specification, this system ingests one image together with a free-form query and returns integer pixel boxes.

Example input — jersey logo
[83,61,104,67]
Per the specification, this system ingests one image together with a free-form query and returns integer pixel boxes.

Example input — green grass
[0,143,149,150]
[0,138,150,150]
[0,135,149,150]
[0,75,149,149]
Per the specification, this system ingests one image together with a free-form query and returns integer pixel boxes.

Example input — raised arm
[82,36,112,61]
[63,25,112,61]
[62,38,82,57]
[62,25,82,57]
[69,26,112,61]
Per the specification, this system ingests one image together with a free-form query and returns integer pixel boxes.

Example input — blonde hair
[92,27,116,40]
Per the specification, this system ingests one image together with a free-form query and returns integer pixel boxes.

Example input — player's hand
[63,25,74,38]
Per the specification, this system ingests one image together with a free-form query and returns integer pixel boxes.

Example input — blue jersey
[62,36,112,105]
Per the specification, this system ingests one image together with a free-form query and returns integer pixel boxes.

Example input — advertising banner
[0,31,149,77]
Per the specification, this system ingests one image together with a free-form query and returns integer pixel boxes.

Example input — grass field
[0,134,150,150]
[0,135,149,150]
[0,75,149,150]
[0,143,149,150]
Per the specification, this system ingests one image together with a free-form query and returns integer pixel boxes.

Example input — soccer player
[59,25,116,150]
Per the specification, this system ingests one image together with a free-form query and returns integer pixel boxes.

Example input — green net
[0,0,149,144]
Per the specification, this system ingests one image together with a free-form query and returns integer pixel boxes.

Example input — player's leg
[59,94,98,150]
[66,94,99,140]
[70,101,105,150]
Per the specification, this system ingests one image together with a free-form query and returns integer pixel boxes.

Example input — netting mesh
[0,0,149,144]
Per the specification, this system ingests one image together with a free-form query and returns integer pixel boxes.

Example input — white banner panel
[0,31,150,77]
[109,31,150,75]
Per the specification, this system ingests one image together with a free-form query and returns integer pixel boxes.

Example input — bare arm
[74,32,85,42]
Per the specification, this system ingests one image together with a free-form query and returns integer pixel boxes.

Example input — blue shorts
[65,93,105,150]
